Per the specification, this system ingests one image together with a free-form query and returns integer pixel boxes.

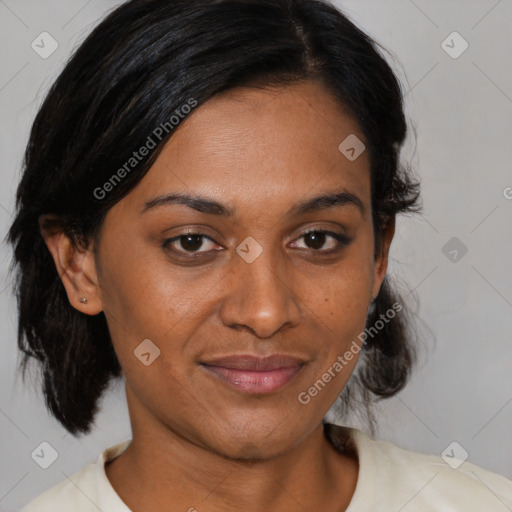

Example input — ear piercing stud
[80,297,88,304]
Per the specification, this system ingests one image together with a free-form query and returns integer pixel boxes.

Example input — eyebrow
[141,189,365,217]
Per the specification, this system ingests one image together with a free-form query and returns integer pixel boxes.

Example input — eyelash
[162,229,353,257]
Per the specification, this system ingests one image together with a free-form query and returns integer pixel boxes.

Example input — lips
[201,354,306,371]
[199,354,307,394]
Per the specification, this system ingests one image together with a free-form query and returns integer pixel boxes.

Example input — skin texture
[41,80,395,511]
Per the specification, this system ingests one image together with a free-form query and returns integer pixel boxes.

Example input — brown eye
[303,231,327,250]
[290,229,352,253]
[178,234,205,252]
[163,233,219,254]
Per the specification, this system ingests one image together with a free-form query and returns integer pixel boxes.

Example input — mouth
[199,354,307,394]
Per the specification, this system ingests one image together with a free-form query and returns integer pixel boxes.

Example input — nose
[219,248,302,338]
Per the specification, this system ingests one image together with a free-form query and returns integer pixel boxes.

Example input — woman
[8,0,511,510]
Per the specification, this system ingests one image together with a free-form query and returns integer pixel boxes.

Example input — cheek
[296,280,368,412]
[98,235,198,330]
[99,259,225,396]
[301,259,373,332]
[293,248,373,386]
[307,283,368,376]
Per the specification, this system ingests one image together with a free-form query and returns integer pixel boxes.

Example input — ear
[370,216,395,301]
[39,215,103,315]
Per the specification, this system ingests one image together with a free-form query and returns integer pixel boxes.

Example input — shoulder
[325,423,512,511]
[20,463,97,512]
[371,434,512,509]
[20,439,132,512]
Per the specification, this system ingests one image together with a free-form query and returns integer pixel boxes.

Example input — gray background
[1,0,511,510]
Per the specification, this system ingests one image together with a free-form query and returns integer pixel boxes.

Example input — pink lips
[200,355,306,394]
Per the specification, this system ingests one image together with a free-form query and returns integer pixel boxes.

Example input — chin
[204,416,308,461]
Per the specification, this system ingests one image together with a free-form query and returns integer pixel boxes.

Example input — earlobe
[39,215,103,315]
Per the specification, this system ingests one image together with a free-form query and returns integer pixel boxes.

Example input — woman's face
[88,80,393,458]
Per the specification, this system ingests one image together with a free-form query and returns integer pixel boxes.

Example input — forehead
[124,81,371,216]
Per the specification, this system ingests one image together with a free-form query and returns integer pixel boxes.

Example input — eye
[290,229,352,253]
[162,232,221,255]
[162,228,352,258]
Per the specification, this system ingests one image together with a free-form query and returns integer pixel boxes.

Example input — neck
[105,392,358,512]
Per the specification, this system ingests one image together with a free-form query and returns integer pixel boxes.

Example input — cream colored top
[21,423,512,511]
